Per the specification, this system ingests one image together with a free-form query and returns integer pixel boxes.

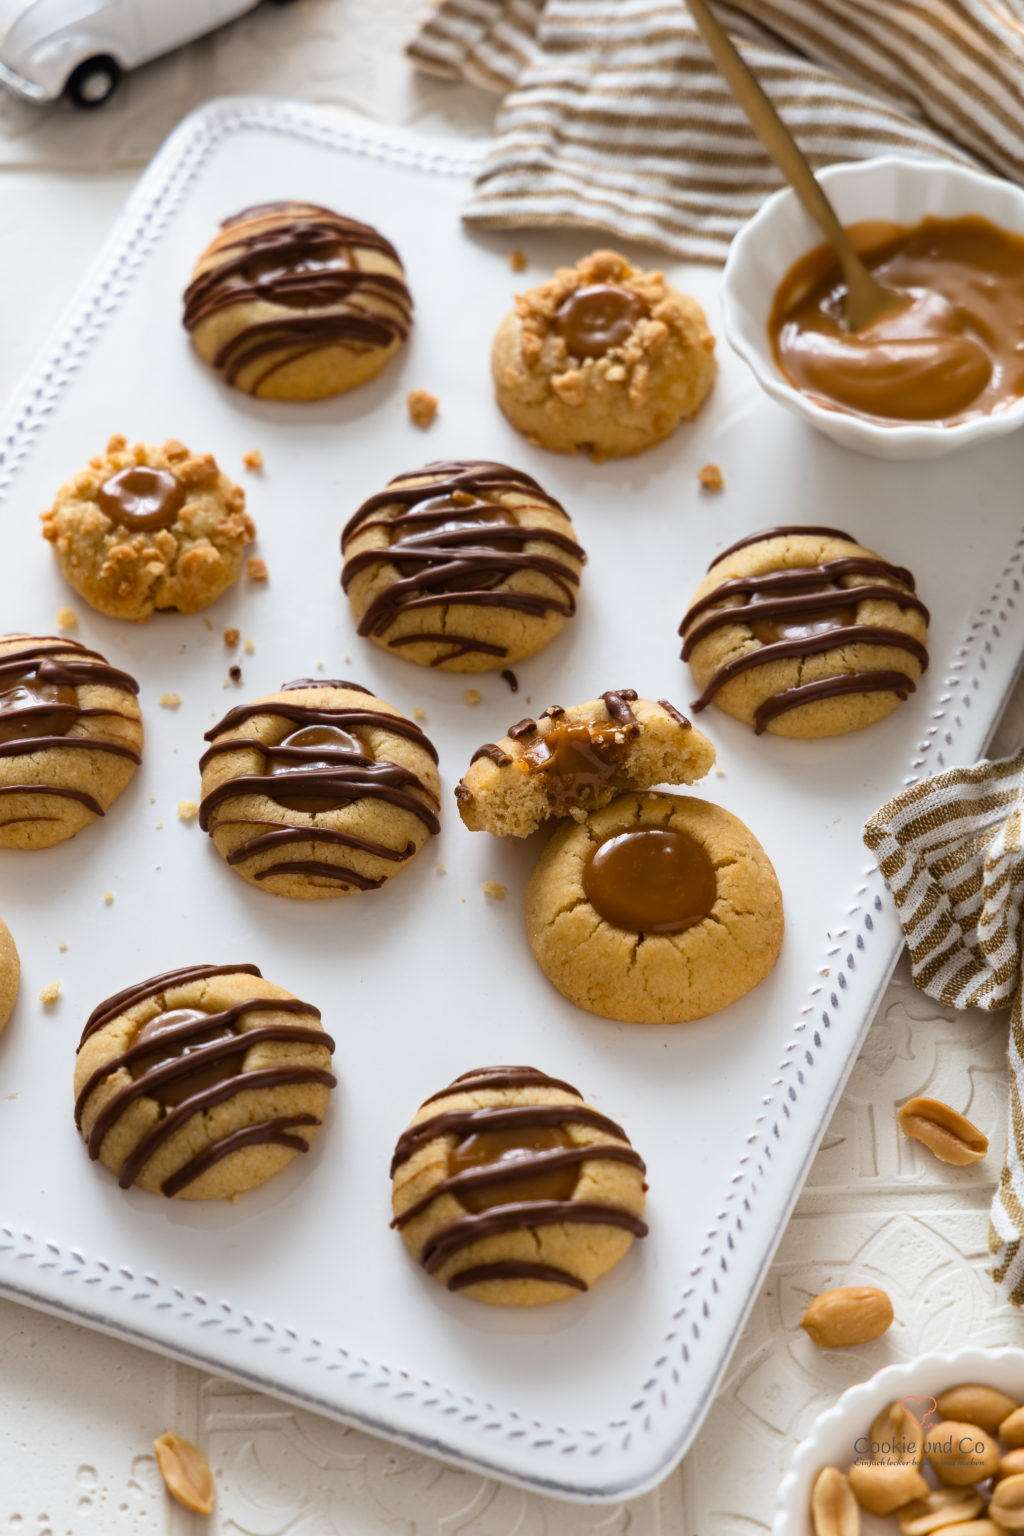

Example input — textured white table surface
[1,3,1023,1530]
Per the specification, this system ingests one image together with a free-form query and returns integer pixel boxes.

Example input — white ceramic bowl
[773,1346,1024,1535]
[722,156,1024,460]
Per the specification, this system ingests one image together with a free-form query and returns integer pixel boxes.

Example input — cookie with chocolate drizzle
[342,460,586,672]
[41,435,254,621]
[391,1065,647,1305]
[526,790,783,1024]
[199,678,441,899]
[492,249,715,458]
[0,633,143,849]
[74,963,336,1200]
[456,689,715,837]
[183,201,412,400]
[0,918,19,1034]
[680,526,930,738]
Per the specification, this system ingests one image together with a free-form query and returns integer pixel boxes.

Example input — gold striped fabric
[864,749,1024,1305]
[408,0,1024,262]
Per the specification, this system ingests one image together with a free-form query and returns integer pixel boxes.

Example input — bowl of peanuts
[773,1347,1024,1536]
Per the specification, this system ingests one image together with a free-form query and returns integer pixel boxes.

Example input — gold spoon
[686,0,909,332]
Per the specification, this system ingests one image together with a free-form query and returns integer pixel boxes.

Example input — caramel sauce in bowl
[721,157,1024,459]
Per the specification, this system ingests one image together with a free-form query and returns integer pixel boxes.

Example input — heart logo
[902,1394,938,1427]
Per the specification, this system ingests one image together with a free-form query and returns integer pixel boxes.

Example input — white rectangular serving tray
[1,97,1023,1504]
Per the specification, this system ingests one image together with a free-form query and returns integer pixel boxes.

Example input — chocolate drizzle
[199,683,439,889]
[680,535,929,731]
[341,461,585,666]
[391,1066,647,1294]
[183,202,412,391]
[0,637,141,823]
[76,962,336,1197]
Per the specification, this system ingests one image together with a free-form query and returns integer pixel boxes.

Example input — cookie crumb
[103,891,114,906]
[482,881,507,901]
[55,605,77,629]
[244,638,255,655]
[159,692,181,710]
[407,389,439,429]
[243,449,263,472]
[315,658,324,670]
[229,665,242,682]
[464,688,482,707]
[413,707,427,722]
[178,800,199,823]
[509,249,527,272]
[247,556,268,582]
[58,941,67,953]
[224,628,240,647]
[698,462,724,492]
[38,981,60,1005]
[204,619,214,632]
[149,795,156,804]
[435,863,446,875]
[714,764,726,778]
[155,822,163,830]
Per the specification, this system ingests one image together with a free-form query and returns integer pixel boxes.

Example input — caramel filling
[97,466,186,531]
[128,1008,246,1109]
[448,1124,578,1213]
[746,582,857,644]
[521,720,633,804]
[0,659,78,744]
[769,216,1024,424]
[583,827,717,934]
[554,283,650,359]
[267,723,369,812]
[391,495,513,592]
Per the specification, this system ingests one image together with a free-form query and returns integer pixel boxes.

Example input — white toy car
[0,0,294,108]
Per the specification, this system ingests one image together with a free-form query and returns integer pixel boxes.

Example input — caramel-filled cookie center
[746,582,857,644]
[522,722,630,805]
[268,723,370,813]
[391,496,514,593]
[128,1008,247,1109]
[0,659,79,744]
[448,1124,578,1212]
[555,283,650,358]
[583,827,717,935]
[97,466,186,532]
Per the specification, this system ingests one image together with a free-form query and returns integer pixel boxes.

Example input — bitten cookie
[0,633,142,849]
[390,1065,648,1306]
[183,201,412,400]
[526,791,783,1024]
[680,525,930,738]
[341,460,586,672]
[41,435,254,621]
[456,688,715,836]
[492,250,716,458]
[74,962,336,1200]
[0,918,19,1033]
[199,678,441,898]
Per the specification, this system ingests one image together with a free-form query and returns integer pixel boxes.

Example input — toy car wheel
[65,56,121,108]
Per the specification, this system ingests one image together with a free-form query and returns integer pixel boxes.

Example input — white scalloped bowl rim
[722,156,1024,461]
[773,1345,1024,1535]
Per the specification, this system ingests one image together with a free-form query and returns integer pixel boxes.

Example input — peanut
[899,1488,986,1534]
[936,1384,1019,1434]
[849,1460,930,1518]
[812,1466,861,1536]
[871,1399,924,1468]
[926,1421,1002,1485]
[998,1450,1024,1482]
[1002,1409,1024,1450]
[801,1286,894,1348]
[931,1524,1003,1536]
[990,1473,1024,1530]
[897,1098,988,1166]
[153,1431,215,1515]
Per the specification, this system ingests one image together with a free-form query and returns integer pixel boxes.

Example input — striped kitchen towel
[864,748,1024,1305]
[409,0,1024,263]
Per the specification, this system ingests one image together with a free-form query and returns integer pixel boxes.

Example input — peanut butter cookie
[0,918,19,1033]
[525,791,783,1024]
[199,678,441,898]
[74,962,336,1200]
[183,201,412,400]
[342,460,586,672]
[391,1065,647,1306]
[492,250,715,458]
[456,688,715,836]
[680,525,929,737]
[0,633,142,849]
[41,435,254,621]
